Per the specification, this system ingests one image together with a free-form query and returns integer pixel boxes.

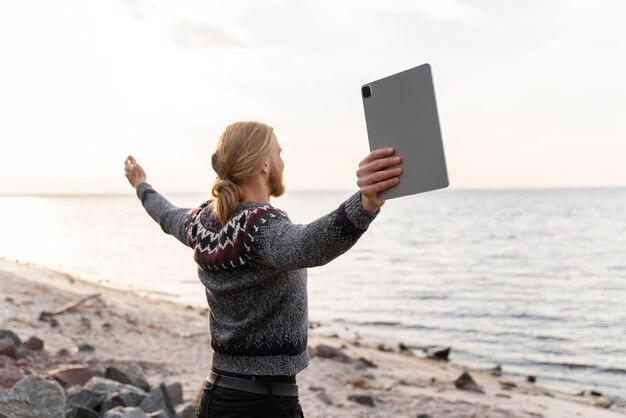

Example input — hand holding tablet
[361,63,449,200]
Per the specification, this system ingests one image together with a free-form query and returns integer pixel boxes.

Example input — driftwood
[39,293,101,321]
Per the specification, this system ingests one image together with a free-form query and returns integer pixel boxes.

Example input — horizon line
[1,185,625,197]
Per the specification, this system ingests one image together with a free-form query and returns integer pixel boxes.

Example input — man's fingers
[357,155,402,177]
[361,177,401,196]
[124,156,142,174]
[357,167,402,188]
[360,148,395,166]
[125,156,138,167]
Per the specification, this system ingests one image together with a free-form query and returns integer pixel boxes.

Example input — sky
[1,0,625,194]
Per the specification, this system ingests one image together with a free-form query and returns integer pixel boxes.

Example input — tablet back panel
[362,63,449,200]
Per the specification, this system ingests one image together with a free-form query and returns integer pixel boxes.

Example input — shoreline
[1,258,624,417]
[2,257,618,403]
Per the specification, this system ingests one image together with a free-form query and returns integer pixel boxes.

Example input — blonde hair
[210,121,276,225]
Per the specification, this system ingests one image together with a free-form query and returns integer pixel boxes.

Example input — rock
[317,391,333,405]
[0,375,65,418]
[48,365,99,388]
[24,336,45,351]
[427,346,450,361]
[84,376,150,406]
[0,355,25,389]
[0,338,17,359]
[312,344,351,362]
[398,342,411,352]
[0,330,21,347]
[590,390,602,397]
[39,315,60,327]
[376,343,393,352]
[165,382,184,405]
[101,386,148,412]
[354,357,377,369]
[499,380,517,390]
[454,372,483,393]
[145,411,170,418]
[176,403,197,418]
[66,407,102,418]
[78,343,96,352]
[527,375,536,383]
[595,399,614,408]
[103,406,149,418]
[348,394,375,407]
[66,386,107,410]
[84,376,127,393]
[417,414,433,418]
[105,366,151,392]
[57,348,71,357]
[139,383,176,418]
[490,365,503,376]
[80,317,92,329]
[346,378,370,389]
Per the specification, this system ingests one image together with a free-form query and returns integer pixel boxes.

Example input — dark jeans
[196,378,304,418]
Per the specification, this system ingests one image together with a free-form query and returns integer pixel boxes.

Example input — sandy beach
[1,258,624,418]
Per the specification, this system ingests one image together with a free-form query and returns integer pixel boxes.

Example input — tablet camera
[362,85,372,98]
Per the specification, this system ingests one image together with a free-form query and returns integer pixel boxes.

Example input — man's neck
[240,176,270,204]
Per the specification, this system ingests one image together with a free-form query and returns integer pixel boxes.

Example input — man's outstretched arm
[252,148,402,270]
[124,155,191,247]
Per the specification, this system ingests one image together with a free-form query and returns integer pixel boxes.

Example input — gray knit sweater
[136,182,378,375]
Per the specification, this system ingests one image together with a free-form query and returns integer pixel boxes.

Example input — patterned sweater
[136,182,378,375]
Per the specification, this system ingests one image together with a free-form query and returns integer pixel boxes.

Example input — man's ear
[261,161,270,175]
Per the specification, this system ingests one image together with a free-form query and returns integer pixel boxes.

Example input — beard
[269,164,285,198]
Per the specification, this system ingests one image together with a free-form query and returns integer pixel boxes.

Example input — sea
[1,188,625,402]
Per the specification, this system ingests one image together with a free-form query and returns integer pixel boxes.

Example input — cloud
[115,0,156,20]
[347,0,488,25]
[170,20,245,48]
[416,0,488,24]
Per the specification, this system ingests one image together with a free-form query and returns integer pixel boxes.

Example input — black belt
[207,370,299,397]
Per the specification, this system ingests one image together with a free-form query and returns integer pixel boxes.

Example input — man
[124,121,402,417]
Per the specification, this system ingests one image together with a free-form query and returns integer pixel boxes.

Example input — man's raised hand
[124,155,147,189]
[357,148,403,213]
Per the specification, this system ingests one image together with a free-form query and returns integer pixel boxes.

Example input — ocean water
[1,188,625,401]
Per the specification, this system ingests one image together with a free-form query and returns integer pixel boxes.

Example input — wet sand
[1,258,624,417]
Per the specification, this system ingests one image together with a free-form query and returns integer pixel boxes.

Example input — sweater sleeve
[136,182,192,247]
[252,192,378,270]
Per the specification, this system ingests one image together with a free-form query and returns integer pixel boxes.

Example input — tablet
[361,63,449,200]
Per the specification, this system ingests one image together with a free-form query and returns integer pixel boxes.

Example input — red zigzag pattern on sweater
[186,204,286,271]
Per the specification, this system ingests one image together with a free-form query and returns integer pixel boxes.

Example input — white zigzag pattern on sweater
[189,205,284,271]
